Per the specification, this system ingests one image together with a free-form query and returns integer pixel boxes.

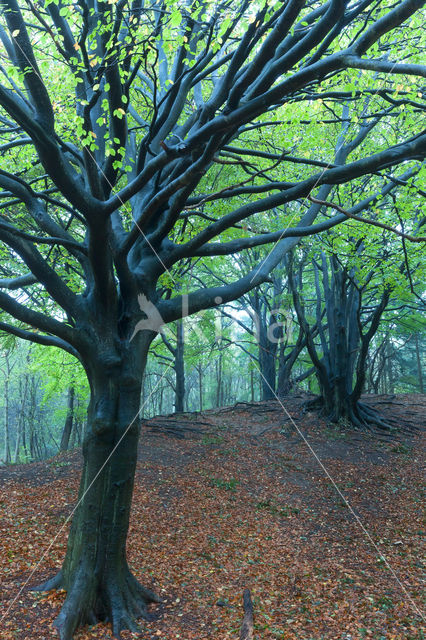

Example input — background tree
[366,304,425,394]
[0,0,425,637]
[0,339,87,462]
[160,319,186,412]
[60,385,76,451]
[1,345,14,463]
[287,176,425,427]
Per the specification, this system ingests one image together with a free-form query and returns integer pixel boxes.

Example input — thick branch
[342,55,426,78]
[0,289,76,344]
[173,134,426,258]
[0,320,80,358]
[0,273,37,289]
[191,215,348,257]
[2,0,54,129]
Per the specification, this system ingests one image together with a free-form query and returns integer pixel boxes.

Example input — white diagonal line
[250,55,407,284]
[10,37,176,284]
[0,363,173,624]
[253,361,425,620]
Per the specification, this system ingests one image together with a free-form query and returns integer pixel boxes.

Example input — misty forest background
[1,272,424,464]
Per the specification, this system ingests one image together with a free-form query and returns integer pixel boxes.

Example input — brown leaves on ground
[0,394,424,640]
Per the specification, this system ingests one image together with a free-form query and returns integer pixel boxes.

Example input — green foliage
[209,476,239,491]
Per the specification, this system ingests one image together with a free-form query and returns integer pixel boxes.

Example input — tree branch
[308,196,426,243]
[0,320,80,358]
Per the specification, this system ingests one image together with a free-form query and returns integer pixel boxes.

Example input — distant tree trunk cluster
[139,271,424,419]
[0,345,86,463]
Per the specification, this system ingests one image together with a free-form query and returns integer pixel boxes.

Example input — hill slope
[0,394,424,639]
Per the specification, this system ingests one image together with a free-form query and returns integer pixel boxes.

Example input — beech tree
[0,0,425,637]
[161,319,186,411]
[287,162,424,426]
[288,248,394,426]
[367,316,426,394]
[223,271,315,398]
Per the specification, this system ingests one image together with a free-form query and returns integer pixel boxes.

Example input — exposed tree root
[302,395,413,434]
[33,570,64,592]
[216,401,283,415]
[33,565,160,640]
[144,416,210,438]
[303,396,323,412]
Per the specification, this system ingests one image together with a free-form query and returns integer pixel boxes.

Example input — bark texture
[36,337,160,639]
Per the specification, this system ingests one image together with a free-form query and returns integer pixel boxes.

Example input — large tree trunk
[288,252,392,430]
[257,317,277,401]
[259,343,276,400]
[276,327,306,397]
[319,378,359,424]
[36,336,160,640]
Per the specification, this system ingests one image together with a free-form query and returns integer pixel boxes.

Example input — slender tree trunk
[198,366,203,411]
[158,385,164,414]
[4,361,11,464]
[34,427,43,461]
[60,386,75,451]
[15,373,30,462]
[174,320,185,412]
[28,379,41,461]
[276,334,305,396]
[70,419,80,449]
[14,384,26,463]
[22,420,28,460]
[415,332,424,393]
[386,338,394,394]
[39,418,48,458]
[216,352,223,407]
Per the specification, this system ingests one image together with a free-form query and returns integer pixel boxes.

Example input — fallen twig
[239,589,254,640]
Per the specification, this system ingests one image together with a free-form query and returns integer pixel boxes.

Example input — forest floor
[0,393,424,640]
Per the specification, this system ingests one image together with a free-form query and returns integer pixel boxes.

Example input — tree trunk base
[304,395,401,432]
[33,566,160,640]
